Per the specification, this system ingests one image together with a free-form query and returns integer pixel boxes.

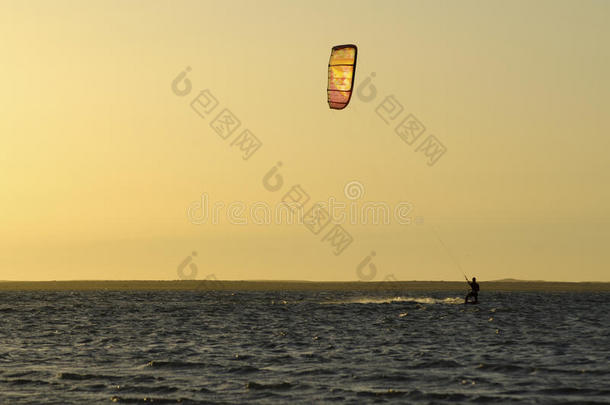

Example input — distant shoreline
[1,280,609,292]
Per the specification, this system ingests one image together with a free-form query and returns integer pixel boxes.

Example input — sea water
[1,290,609,404]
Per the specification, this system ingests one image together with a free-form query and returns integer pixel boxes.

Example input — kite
[327,44,357,110]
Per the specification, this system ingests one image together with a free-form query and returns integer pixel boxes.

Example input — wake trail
[323,296,463,305]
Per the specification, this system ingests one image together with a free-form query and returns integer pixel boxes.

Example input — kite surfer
[464,276,479,304]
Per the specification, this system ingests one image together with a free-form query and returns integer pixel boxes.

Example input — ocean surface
[1,290,609,404]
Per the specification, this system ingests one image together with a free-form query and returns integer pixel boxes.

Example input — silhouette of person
[465,277,479,304]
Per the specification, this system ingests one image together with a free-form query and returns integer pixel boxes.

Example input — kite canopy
[327,44,357,110]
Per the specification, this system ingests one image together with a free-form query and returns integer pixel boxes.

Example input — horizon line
[1,279,609,283]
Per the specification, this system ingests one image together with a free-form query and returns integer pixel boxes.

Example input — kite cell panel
[327,44,357,110]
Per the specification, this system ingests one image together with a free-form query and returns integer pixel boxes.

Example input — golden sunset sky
[1,0,608,281]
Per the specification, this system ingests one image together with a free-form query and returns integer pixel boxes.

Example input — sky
[1,0,609,281]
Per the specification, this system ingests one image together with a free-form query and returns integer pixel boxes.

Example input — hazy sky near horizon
[1,0,609,281]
